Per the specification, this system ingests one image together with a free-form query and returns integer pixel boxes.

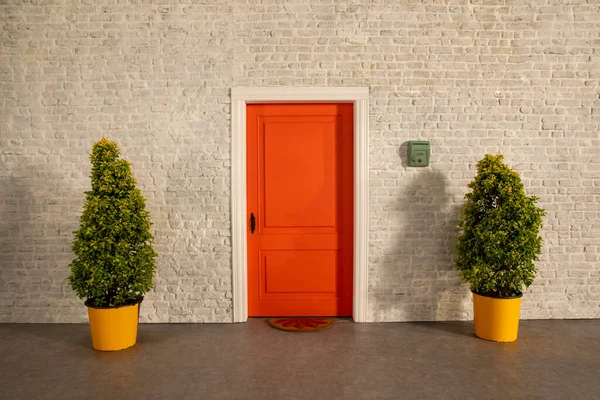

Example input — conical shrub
[68,138,157,307]
[456,154,546,298]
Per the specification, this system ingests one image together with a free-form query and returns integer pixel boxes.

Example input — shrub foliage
[456,154,546,298]
[68,138,157,307]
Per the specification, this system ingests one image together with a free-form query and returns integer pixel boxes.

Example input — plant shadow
[414,321,476,338]
[1,323,92,350]
[373,164,470,322]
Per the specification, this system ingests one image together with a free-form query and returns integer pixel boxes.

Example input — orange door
[247,103,354,317]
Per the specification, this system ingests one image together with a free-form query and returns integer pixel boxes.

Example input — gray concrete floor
[0,319,599,400]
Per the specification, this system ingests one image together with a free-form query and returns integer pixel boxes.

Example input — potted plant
[455,154,545,342]
[68,138,157,351]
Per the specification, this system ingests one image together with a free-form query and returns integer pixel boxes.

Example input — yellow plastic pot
[86,299,141,351]
[473,292,522,343]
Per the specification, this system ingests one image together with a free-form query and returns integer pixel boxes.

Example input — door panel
[263,250,338,294]
[262,119,338,229]
[247,103,353,317]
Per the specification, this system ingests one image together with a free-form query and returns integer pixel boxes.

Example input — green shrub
[456,154,546,298]
[67,138,157,307]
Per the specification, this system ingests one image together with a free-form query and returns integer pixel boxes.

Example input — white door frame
[231,87,369,323]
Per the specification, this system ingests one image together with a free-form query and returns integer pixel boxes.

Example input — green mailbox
[408,141,430,167]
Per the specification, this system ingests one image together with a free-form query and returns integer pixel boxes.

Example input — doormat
[267,318,335,333]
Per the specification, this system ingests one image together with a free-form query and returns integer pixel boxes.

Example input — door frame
[231,87,369,323]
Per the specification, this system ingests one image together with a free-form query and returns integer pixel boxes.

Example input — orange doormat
[267,318,335,333]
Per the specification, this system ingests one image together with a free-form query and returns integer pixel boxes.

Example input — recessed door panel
[263,250,338,294]
[262,119,338,230]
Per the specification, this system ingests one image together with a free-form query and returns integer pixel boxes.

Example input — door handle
[250,212,256,234]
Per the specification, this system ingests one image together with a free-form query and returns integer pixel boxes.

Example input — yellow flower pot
[86,299,141,351]
[473,292,522,343]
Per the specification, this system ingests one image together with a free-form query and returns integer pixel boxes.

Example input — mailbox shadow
[373,169,469,323]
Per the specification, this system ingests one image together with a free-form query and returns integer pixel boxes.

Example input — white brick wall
[1,0,598,323]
